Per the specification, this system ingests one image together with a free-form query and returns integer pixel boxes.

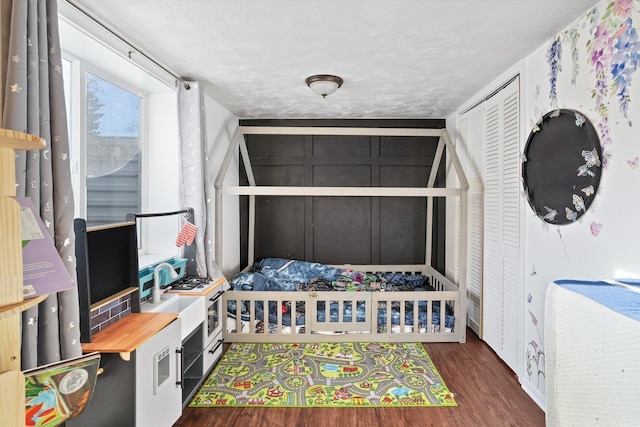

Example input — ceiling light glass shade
[305,74,343,98]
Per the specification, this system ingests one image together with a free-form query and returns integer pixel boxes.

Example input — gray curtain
[178,81,214,277]
[3,0,81,369]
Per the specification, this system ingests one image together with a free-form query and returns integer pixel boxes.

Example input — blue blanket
[231,257,431,292]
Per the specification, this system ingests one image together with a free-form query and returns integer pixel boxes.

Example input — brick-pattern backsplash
[90,293,133,336]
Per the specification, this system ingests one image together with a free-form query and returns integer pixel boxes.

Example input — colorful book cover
[24,352,101,427]
[14,197,74,299]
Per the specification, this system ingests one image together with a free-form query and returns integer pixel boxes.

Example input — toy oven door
[206,288,223,343]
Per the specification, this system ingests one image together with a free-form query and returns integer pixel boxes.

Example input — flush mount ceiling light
[305,74,343,98]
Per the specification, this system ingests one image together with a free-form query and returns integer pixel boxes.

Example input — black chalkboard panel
[522,109,602,225]
[74,219,139,342]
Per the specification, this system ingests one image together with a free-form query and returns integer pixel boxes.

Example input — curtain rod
[459,75,519,115]
[64,0,189,89]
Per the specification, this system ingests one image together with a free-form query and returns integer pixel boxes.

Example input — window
[85,73,143,226]
[63,63,145,227]
[59,10,181,263]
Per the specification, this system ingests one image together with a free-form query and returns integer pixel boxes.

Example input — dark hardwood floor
[174,329,544,427]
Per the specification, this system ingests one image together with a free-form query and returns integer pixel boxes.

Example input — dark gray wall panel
[312,135,371,157]
[239,119,446,273]
[380,135,438,157]
[313,165,371,187]
[312,197,372,265]
[246,134,305,156]
[254,196,305,260]
[379,197,426,264]
[379,165,428,264]
[253,165,305,186]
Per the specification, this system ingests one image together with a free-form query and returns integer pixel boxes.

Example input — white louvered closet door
[482,77,521,373]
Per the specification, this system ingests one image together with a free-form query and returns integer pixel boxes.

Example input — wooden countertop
[81,312,178,354]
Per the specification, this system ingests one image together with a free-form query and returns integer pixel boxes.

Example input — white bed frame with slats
[214,126,469,343]
[224,264,462,343]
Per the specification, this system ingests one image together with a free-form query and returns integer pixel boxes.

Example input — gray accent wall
[239,119,446,273]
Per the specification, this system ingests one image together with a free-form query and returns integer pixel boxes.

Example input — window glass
[84,73,142,227]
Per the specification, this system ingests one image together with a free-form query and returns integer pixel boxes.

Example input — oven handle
[209,339,224,354]
[209,291,224,305]
[175,347,183,387]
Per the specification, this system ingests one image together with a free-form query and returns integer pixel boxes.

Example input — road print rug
[189,342,457,408]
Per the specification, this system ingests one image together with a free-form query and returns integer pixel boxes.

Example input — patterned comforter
[227,257,454,331]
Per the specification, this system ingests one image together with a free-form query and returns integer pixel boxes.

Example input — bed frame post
[237,135,257,267]
[425,136,446,271]
[441,129,469,343]
[214,127,243,269]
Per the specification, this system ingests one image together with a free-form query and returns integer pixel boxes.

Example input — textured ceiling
[67,0,597,119]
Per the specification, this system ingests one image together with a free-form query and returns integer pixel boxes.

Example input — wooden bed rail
[223,289,462,343]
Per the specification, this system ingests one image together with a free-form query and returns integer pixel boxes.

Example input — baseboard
[520,380,546,412]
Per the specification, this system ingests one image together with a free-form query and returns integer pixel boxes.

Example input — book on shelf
[15,196,74,298]
[24,352,101,427]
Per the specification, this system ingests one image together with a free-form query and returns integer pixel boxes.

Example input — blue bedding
[231,257,430,292]
[227,257,455,331]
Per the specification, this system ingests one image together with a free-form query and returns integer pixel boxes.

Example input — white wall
[522,0,640,405]
[203,93,239,278]
[448,0,640,409]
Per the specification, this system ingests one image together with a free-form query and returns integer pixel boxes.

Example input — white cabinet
[68,316,182,427]
[136,319,182,426]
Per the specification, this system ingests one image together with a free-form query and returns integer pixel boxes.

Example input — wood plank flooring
[174,329,544,427]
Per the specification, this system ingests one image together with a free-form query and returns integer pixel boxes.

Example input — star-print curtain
[178,81,214,277]
[2,0,81,369]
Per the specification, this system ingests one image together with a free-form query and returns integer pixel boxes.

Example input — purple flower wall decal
[613,0,635,16]
[610,17,639,121]
[587,1,638,135]
[528,309,538,326]
[547,37,563,108]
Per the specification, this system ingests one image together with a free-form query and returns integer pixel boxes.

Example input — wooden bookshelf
[0,129,45,427]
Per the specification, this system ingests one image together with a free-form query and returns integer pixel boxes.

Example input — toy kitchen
[68,209,228,427]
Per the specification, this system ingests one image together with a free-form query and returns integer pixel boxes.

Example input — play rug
[189,342,456,408]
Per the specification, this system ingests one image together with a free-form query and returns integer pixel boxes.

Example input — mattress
[545,279,640,427]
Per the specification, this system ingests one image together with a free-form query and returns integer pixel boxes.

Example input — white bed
[214,126,469,344]
[545,279,640,426]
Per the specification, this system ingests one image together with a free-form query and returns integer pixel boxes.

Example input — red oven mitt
[176,221,197,247]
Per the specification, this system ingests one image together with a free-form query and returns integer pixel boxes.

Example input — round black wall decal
[522,109,602,225]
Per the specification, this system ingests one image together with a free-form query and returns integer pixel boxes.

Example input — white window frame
[63,52,148,223]
[59,9,180,263]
